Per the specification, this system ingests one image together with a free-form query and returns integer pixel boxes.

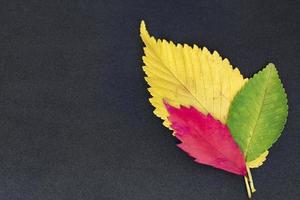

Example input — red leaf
[165,103,247,176]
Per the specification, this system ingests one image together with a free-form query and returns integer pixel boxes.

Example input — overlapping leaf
[140,21,247,126]
[165,103,247,176]
[227,64,288,162]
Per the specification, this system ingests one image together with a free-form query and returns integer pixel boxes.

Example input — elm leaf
[227,64,288,162]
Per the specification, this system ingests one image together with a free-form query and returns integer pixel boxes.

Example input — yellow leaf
[247,151,269,168]
[140,20,247,125]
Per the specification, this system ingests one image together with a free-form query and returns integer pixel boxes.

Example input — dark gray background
[0,0,299,199]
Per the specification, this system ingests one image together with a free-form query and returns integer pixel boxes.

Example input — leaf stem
[246,166,256,193]
[244,176,252,198]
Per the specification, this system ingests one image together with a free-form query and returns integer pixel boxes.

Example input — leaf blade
[227,63,288,162]
[140,21,247,125]
[165,103,247,176]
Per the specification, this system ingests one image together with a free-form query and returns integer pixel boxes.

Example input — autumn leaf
[140,21,247,126]
[165,102,247,176]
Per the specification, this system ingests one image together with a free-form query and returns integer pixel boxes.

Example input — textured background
[0,0,299,199]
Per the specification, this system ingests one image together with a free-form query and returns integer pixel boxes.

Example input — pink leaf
[165,103,247,176]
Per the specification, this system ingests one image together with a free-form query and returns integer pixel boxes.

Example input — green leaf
[227,63,288,162]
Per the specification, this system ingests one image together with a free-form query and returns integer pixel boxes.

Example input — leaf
[165,102,247,176]
[140,21,247,126]
[227,64,288,162]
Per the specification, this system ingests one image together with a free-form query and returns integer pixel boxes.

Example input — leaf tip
[140,20,146,32]
[265,62,277,73]
[140,20,150,42]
